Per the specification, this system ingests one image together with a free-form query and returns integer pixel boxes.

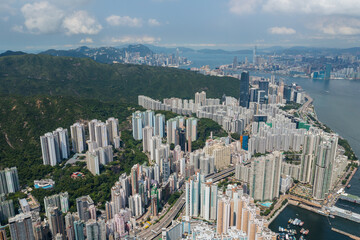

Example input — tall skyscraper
[85,220,99,240]
[166,116,184,144]
[9,213,34,240]
[186,117,198,142]
[106,117,120,147]
[94,122,108,148]
[64,212,75,240]
[0,200,15,222]
[239,71,250,108]
[0,167,20,194]
[150,136,162,161]
[86,151,100,175]
[216,197,230,234]
[325,63,331,80]
[93,146,113,165]
[233,56,238,69]
[74,220,85,240]
[41,128,69,166]
[258,80,269,96]
[47,206,65,238]
[44,192,69,216]
[88,119,100,142]
[154,114,165,138]
[312,135,338,200]
[300,133,320,183]
[76,196,94,222]
[70,123,86,153]
[53,128,70,160]
[131,165,138,196]
[132,112,144,140]
[253,46,257,65]
[40,132,59,166]
[195,91,206,106]
[142,126,153,153]
[249,152,282,201]
[144,110,155,128]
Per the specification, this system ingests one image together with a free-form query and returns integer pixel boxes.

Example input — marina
[269,204,360,239]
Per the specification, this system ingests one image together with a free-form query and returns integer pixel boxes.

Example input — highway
[135,166,235,239]
[297,94,313,120]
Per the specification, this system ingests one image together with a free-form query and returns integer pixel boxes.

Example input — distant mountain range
[2,45,360,65]
[40,44,153,64]
[0,50,27,57]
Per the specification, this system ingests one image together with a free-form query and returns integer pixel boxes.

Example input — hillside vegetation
[0,54,239,103]
[0,95,140,185]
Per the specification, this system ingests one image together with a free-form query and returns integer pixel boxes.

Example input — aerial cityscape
[1,1,360,240]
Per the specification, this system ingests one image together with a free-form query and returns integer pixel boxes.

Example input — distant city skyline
[2,0,360,51]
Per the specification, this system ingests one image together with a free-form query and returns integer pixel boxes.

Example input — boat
[347,184,351,188]
[303,229,309,235]
[299,221,304,226]
[288,218,293,224]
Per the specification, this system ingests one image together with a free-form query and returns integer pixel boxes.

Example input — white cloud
[110,36,161,44]
[315,17,360,35]
[1,16,9,22]
[18,2,102,35]
[12,25,24,33]
[229,0,262,15]
[106,15,143,27]
[0,0,16,14]
[63,11,102,35]
[268,27,296,35]
[21,1,64,34]
[229,0,360,16]
[80,37,93,43]
[148,18,161,26]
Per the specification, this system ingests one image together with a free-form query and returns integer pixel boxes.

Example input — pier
[329,206,360,223]
[339,193,360,204]
[332,228,360,240]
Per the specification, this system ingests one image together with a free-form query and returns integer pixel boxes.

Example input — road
[297,94,313,121]
[135,167,235,239]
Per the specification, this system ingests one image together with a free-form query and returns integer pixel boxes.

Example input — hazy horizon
[2,0,360,51]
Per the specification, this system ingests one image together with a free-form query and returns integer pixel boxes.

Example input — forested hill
[0,54,239,103]
[0,95,139,184]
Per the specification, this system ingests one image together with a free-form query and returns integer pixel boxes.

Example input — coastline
[267,89,360,238]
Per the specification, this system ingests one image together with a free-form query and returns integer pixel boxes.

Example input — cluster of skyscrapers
[138,72,349,239]
[132,110,165,140]
[40,117,121,175]
[185,177,276,239]
[40,128,70,166]
[8,70,351,240]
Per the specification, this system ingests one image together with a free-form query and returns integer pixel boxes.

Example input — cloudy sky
[1,0,360,51]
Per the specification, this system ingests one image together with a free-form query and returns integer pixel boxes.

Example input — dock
[332,228,360,240]
[339,193,360,204]
[329,206,360,223]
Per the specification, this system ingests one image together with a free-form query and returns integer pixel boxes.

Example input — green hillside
[0,95,140,185]
[0,54,239,102]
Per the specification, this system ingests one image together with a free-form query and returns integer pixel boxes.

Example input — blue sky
[1,0,360,51]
